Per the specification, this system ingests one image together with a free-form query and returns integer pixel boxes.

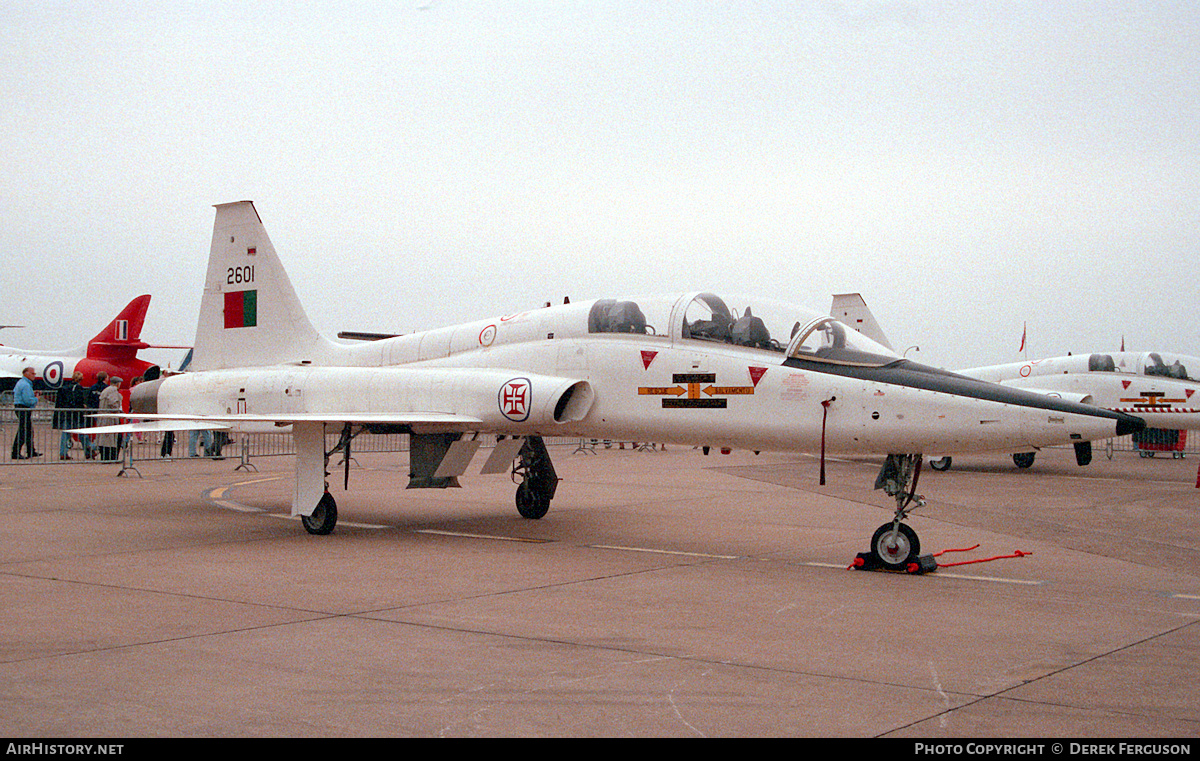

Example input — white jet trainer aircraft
[959,351,1200,465]
[829,295,1200,470]
[89,201,1144,570]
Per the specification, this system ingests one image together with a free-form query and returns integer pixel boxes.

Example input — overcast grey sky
[2,1,1197,370]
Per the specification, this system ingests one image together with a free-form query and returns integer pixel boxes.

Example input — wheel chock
[850,552,938,574]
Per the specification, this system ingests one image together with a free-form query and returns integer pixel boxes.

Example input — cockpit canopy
[1037,352,1198,382]
[588,299,649,335]
[587,292,900,366]
[1142,352,1196,382]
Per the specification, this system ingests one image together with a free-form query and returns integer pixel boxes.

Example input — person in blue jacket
[11,366,41,459]
[52,371,89,460]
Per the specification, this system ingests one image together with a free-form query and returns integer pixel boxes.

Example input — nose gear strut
[859,453,929,570]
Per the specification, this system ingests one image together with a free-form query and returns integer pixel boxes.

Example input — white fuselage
[155,297,1132,455]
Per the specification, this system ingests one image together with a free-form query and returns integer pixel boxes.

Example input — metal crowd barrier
[1,405,415,467]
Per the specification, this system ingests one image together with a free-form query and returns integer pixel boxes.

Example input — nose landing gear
[856,453,936,573]
[871,521,920,567]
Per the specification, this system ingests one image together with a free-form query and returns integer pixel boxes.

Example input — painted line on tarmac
[269,514,390,530]
[205,476,386,529]
[935,571,1042,585]
[203,478,283,513]
[590,544,741,560]
[1172,594,1200,601]
[415,529,551,543]
[801,561,1042,585]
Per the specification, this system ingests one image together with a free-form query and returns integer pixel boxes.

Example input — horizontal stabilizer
[337,331,400,341]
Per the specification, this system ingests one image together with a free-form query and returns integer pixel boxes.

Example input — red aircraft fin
[86,295,152,358]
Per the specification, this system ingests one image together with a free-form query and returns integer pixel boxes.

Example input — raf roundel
[499,377,532,422]
[42,360,64,389]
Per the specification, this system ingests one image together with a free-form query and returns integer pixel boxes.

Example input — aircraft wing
[71,419,236,435]
[71,411,484,436]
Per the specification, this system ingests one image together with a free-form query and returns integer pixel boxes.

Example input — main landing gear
[512,436,558,519]
[302,492,338,535]
[300,423,357,536]
[856,453,936,573]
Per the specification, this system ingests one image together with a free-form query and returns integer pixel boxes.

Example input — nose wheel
[870,522,920,568]
[856,453,936,573]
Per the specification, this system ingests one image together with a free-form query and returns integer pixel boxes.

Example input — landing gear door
[481,436,526,474]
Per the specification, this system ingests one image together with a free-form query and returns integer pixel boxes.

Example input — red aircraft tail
[86,295,152,361]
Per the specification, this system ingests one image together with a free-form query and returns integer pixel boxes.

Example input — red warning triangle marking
[641,350,658,370]
[1187,389,1195,399]
[748,366,767,387]
[1122,380,1132,390]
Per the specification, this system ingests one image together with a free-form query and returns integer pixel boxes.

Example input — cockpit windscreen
[681,293,900,366]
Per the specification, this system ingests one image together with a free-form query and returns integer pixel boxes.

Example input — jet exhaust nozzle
[130,378,164,415]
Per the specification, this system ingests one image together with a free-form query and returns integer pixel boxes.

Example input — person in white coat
[96,377,124,462]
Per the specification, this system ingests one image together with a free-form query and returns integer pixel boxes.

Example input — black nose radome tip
[1115,415,1146,438]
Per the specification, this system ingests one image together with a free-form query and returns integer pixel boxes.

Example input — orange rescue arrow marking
[639,386,687,396]
[703,385,756,396]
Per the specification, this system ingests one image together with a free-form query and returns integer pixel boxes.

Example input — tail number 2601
[227,265,255,285]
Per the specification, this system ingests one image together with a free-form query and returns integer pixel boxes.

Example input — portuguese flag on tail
[224,289,258,329]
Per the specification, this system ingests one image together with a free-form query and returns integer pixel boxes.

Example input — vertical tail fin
[830,293,894,352]
[85,295,152,359]
[191,201,332,371]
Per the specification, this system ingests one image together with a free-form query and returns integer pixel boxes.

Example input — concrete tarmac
[1,443,1197,737]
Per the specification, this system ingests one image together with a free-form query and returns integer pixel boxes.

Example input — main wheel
[929,456,952,471]
[302,492,338,535]
[1012,452,1036,469]
[870,522,920,569]
[515,480,550,520]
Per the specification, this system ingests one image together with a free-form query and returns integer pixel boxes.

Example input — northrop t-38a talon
[958,351,1200,467]
[85,201,1145,570]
